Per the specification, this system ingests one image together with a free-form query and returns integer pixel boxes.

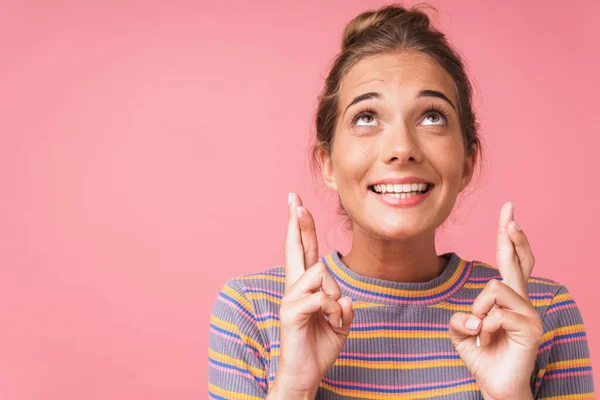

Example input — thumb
[449,312,482,348]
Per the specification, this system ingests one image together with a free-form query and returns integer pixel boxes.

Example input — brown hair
[310,3,483,231]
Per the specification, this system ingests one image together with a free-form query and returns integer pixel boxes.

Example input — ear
[318,147,338,191]
[459,141,478,192]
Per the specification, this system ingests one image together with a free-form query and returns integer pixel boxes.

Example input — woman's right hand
[268,193,354,399]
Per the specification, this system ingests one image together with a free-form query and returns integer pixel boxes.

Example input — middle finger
[471,279,537,321]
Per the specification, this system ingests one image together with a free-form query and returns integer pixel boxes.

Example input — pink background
[1,0,598,398]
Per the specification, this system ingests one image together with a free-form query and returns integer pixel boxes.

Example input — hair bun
[341,5,431,51]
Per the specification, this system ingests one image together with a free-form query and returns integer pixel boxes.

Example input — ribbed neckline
[321,250,472,308]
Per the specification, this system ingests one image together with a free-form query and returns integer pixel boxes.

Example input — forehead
[339,51,457,105]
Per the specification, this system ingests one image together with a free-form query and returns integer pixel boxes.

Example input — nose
[383,122,423,165]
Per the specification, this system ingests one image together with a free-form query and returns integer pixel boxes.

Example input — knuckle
[317,291,328,304]
[313,262,326,274]
[486,278,502,292]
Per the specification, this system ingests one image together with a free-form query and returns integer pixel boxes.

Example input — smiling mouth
[368,183,434,198]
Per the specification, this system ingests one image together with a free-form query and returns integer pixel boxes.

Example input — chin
[366,219,431,241]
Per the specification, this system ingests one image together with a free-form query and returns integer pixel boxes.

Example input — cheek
[334,141,373,187]
[426,138,465,183]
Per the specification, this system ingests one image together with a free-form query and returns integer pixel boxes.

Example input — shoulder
[212,265,286,320]
[225,265,286,302]
[465,258,568,313]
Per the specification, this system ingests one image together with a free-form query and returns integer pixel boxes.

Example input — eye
[352,110,378,127]
[421,104,449,126]
[356,113,377,126]
[421,111,446,126]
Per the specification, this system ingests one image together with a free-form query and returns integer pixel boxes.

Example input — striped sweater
[208,250,595,399]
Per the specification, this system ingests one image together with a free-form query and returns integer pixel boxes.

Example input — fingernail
[288,192,293,205]
[476,335,481,347]
[345,296,352,304]
[339,318,343,328]
[512,221,521,231]
[466,318,481,331]
[296,206,303,220]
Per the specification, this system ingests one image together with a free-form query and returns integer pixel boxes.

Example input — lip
[369,176,432,186]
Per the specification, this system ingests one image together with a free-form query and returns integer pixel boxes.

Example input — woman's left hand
[448,202,543,400]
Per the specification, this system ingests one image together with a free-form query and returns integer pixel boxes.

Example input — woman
[208,4,594,399]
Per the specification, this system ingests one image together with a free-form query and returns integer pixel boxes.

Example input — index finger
[284,192,305,290]
[496,201,528,299]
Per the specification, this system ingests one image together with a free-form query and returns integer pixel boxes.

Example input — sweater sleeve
[208,279,269,399]
[533,285,595,399]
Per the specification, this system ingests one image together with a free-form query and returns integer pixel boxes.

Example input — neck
[341,225,447,283]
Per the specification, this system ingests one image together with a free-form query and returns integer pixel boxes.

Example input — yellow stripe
[221,284,255,315]
[326,254,468,299]
[333,358,466,370]
[552,292,573,304]
[208,349,266,379]
[464,278,561,290]
[352,301,387,309]
[541,324,586,344]
[320,380,480,399]
[210,316,268,359]
[349,330,449,340]
[430,298,551,312]
[545,358,592,372]
[256,319,279,330]
[246,293,281,305]
[538,393,595,400]
[535,357,592,382]
[237,274,285,284]
[208,383,264,400]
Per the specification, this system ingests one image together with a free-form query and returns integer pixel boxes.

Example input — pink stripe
[208,362,268,387]
[336,262,471,304]
[351,322,448,328]
[218,295,257,325]
[242,286,283,297]
[539,336,586,353]
[254,312,280,320]
[555,336,587,345]
[322,375,473,390]
[340,351,458,358]
[467,275,501,282]
[546,303,577,314]
[542,371,593,380]
[209,329,264,359]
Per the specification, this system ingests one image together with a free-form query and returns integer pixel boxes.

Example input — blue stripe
[545,366,592,376]
[208,391,228,400]
[210,323,241,341]
[245,271,285,278]
[219,292,257,321]
[338,354,461,362]
[245,288,283,299]
[547,300,575,311]
[540,332,587,349]
[350,325,448,332]
[323,257,470,302]
[209,358,267,384]
[210,324,268,364]
[323,377,477,394]
[256,314,280,322]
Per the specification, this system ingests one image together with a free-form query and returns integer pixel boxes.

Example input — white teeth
[376,191,422,199]
[373,183,429,194]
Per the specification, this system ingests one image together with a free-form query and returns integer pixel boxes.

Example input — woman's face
[321,50,476,240]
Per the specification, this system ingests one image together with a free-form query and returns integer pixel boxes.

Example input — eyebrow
[344,89,456,115]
